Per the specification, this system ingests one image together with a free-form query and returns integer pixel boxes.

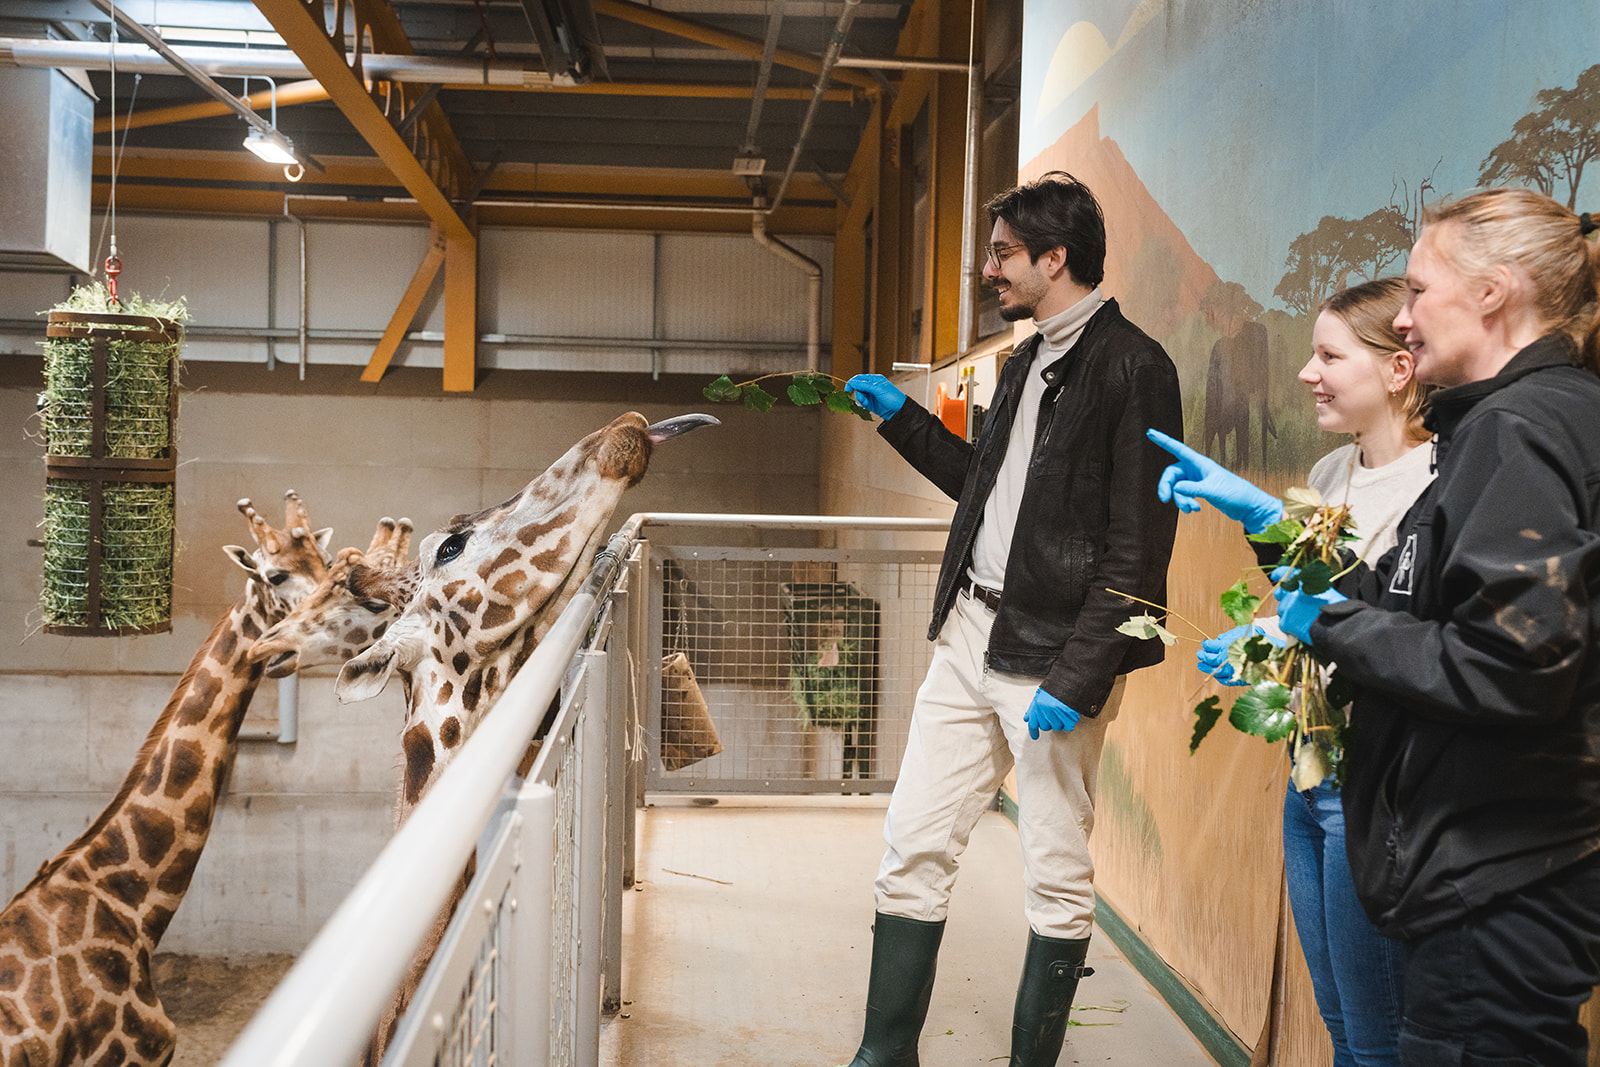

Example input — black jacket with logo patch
[1311,333,1600,939]
[877,298,1182,716]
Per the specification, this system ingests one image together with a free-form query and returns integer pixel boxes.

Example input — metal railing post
[575,648,608,1065]
[601,579,628,1015]
[510,784,555,1066]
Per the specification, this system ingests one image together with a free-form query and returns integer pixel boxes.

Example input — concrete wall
[0,352,820,953]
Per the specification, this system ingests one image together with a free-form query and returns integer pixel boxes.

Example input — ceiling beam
[250,0,474,240]
[591,0,880,92]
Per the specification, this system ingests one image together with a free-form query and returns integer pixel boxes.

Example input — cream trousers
[874,586,1125,941]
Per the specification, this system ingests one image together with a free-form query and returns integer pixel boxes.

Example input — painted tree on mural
[1479,63,1600,210]
[1273,206,1412,316]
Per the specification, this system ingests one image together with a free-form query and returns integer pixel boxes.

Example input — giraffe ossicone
[0,491,331,1067]
[330,411,717,1067]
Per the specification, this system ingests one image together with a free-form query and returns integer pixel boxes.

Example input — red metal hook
[104,254,123,308]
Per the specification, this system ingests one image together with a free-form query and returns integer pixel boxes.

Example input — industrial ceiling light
[243,126,297,165]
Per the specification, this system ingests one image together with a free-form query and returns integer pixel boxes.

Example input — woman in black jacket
[1153,188,1600,1066]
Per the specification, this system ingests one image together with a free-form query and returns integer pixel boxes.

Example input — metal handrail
[219,532,632,1067]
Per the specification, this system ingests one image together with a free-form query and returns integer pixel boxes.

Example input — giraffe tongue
[646,413,720,443]
[263,651,297,677]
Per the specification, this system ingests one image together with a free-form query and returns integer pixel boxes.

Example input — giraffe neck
[35,587,277,945]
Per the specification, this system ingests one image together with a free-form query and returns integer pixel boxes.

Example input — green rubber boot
[841,913,946,1067]
[1008,931,1094,1067]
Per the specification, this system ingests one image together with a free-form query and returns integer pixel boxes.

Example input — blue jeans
[1283,780,1405,1067]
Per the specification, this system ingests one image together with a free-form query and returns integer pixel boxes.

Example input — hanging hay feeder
[39,284,184,635]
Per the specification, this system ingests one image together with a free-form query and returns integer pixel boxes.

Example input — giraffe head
[222,490,334,618]
[334,412,717,719]
[247,517,420,677]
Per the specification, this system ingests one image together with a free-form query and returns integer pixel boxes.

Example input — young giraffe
[334,410,716,1063]
[0,493,332,1067]
[247,517,420,680]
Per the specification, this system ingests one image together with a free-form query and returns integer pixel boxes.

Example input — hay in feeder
[38,282,186,633]
[39,282,187,459]
[41,481,176,629]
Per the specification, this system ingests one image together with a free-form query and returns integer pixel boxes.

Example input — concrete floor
[602,795,1217,1067]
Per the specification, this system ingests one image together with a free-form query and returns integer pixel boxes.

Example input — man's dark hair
[984,171,1106,288]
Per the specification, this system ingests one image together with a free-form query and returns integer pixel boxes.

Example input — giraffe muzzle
[646,413,720,442]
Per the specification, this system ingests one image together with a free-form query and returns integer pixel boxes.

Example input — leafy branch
[704,372,872,419]
[1124,487,1360,790]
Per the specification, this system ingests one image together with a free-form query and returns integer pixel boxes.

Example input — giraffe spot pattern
[479,547,524,581]
[481,600,515,631]
[158,849,204,896]
[177,669,223,727]
[129,806,177,867]
[25,964,58,1029]
[185,795,215,833]
[40,885,87,944]
[492,572,527,600]
[3,905,51,960]
[348,627,369,645]
[374,622,389,640]
[452,652,470,675]
[57,953,91,1014]
[455,588,483,614]
[432,645,444,663]
[462,672,484,715]
[214,625,239,663]
[104,870,150,908]
[240,614,262,640]
[436,681,453,705]
[0,954,24,991]
[91,899,135,944]
[442,581,464,599]
[448,611,473,640]
[87,827,130,870]
[402,724,436,808]
[139,744,168,797]
[426,596,443,613]
[440,717,461,748]
[123,998,174,1061]
[530,545,567,572]
[163,740,207,800]
[483,667,500,700]
[81,1001,120,1061]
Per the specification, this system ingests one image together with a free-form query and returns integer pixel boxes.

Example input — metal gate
[635,517,947,794]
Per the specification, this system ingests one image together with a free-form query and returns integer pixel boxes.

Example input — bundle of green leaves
[704,372,872,418]
[1118,486,1359,790]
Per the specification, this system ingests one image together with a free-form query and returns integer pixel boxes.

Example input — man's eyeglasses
[984,242,1026,267]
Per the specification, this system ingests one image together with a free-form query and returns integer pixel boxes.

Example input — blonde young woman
[1196,278,1433,1067]
[1155,189,1600,1066]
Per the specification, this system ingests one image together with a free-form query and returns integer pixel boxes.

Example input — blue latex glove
[1024,688,1080,739]
[846,374,906,420]
[1271,566,1348,644]
[1146,428,1286,535]
[1198,623,1285,685]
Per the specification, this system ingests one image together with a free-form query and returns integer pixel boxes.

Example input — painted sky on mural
[1021,0,1600,312]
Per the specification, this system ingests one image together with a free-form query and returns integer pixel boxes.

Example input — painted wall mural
[1015,2,1600,1055]
[1021,0,1600,475]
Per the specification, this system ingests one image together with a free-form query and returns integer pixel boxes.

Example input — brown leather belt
[958,575,1003,612]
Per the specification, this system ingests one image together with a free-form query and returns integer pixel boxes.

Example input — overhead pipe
[752,205,822,372]
[0,36,563,86]
[765,0,862,218]
[737,0,786,161]
[956,60,985,356]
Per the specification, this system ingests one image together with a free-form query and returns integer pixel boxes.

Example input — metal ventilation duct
[0,65,92,273]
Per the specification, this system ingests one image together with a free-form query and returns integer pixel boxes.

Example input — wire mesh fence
[647,547,941,794]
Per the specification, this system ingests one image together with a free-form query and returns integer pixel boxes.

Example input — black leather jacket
[1312,334,1600,938]
[878,298,1183,715]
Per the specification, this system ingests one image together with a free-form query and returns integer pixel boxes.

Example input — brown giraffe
[247,517,420,679]
[0,493,332,1067]
[333,410,717,1062]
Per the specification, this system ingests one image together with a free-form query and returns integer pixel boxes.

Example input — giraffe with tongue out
[333,410,718,1062]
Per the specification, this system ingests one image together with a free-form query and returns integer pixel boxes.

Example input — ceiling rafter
[251,0,475,239]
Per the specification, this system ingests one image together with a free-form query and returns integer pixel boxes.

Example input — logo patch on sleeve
[1388,533,1418,596]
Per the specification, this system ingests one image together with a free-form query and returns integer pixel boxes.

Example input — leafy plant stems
[1105,588,1211,642]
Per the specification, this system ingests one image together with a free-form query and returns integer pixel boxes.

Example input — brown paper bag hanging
[660,652,724,771]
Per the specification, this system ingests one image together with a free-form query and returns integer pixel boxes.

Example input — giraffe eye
[267,571,289,586]
[435,532,469,565]
[361,600,389,614]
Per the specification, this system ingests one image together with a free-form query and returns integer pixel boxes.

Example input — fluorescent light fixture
[732,154,766,176]
[243,127,298,165]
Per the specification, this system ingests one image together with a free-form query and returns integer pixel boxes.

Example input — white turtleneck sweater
[969,288,1105,590]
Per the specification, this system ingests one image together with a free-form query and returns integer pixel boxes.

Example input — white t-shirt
[1306,440,1436,564]
[969,288,1104,589]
